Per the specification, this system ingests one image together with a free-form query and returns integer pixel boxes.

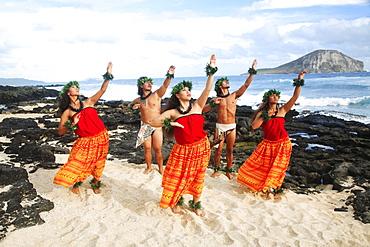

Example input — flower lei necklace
[177,103,192,114]
[69,99,83,112]
[140,91,152,106]
[141,91,152,100]
[217,92,230,98]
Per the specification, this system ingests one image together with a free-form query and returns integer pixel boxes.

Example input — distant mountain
[243,50,365,75]
[0,78,47,86]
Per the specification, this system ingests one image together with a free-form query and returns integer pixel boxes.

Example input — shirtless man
[130,65,175,174]
[205,59,257,179]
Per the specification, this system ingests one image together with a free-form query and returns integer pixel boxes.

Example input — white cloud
[249,0,368,10]
[0,2,368,82]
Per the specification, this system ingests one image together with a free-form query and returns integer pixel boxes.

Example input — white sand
[0,113,369,246]
[0,155,369,247]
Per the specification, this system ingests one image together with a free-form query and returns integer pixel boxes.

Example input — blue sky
[0,0,369,82]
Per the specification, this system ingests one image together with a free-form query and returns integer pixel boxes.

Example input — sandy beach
[0,113,369,246]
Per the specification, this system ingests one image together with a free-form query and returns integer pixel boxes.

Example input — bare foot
[193,208,206,217]
[92,188,101,194]
[210,171,220,178]
[259,191,271,200]
[158,167,164,175]
[274,193,282,202]
[143,168,152,174]
[71,186,80,195]
[171,205,181,214]
[225,172,233,180]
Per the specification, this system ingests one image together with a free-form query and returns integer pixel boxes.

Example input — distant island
[242,50,365,75]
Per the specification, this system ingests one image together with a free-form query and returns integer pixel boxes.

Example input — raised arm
[156,65,175,98]
[234,59,257,98]
[84,62,113,107]
[194,54,217,109]
[280,70,307,114]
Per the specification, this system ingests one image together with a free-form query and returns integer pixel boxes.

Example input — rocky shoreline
[0,86,369,239]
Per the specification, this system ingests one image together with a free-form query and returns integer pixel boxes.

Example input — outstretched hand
[298,70,307,81]
[73,113,81,125]
[132,104,141,110]
[214,97,222,104]
[168,65,176,75]
[210,54,217,68]
[170,121,184,129]
[251,59,257,70]
[107,62,113,75]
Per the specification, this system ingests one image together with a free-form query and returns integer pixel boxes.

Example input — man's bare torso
[216,93,238,124]
[136,92,162,124]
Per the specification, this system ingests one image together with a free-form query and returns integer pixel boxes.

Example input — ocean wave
[299,96,369,107]
[301,110,370,124]
[349,97,370,107]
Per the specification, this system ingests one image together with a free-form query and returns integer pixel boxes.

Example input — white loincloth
[135,121,161,148]
[213,123,236,148]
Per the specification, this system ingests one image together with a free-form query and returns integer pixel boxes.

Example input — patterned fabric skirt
[53,130,109,187]
[237,136,292,192]
[160,136,210,209]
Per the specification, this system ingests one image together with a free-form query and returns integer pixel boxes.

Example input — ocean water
[7,72,370,124]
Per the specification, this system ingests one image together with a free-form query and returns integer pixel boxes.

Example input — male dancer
[205,59,257,179]
[130,65,175,174]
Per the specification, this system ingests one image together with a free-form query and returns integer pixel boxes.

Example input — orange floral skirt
[160,136,210,209]
[237,136,292,192]
[53,130,109,187]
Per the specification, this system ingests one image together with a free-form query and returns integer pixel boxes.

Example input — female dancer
[237,70,307,198]
[149,54,217,216]
[53,62,113,194]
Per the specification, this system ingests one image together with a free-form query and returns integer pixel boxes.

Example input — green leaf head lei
[59,81,80,97]
[170,80,193,95]
[137,77,154,87]
[214,77,229,91]
[262,89,281,102]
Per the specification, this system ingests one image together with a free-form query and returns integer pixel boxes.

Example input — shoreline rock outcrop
[0,164,54,239]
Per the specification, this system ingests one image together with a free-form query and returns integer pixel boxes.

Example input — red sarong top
[261,117,288,141]
[174,114,207,144]
[73,107,106,137]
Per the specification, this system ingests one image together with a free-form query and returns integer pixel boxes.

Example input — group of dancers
[53,55,307,216]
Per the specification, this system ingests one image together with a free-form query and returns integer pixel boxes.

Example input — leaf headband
[59,81,80,96]
[214,77,229,91]
[137,77,154,87]
[171,80,193,95]
[262,89,281,102]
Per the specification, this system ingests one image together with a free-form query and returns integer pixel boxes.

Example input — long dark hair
[251,101,270,122]
[137,87,144,97]
[161,94,181,140]
[57,93,70,115]
[161,94,180,113]
[251,101,282,122]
